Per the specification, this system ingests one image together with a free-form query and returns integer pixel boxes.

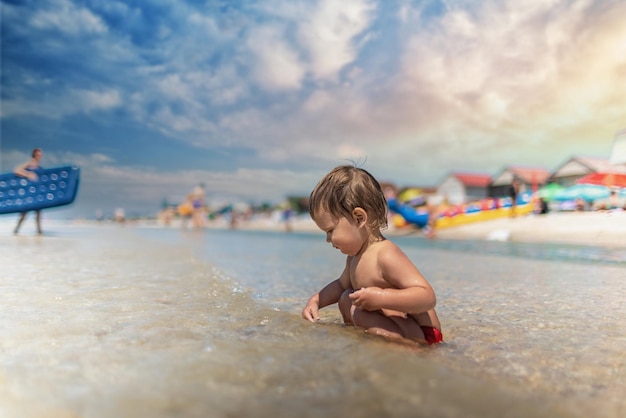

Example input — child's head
[309,165,388,231]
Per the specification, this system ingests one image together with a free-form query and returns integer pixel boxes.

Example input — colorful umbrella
[576,172,626,188]
[553,184,611,202]
[536,183,564,201]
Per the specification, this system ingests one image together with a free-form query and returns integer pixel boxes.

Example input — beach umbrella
[553,184,611,202]
[576,172,626,188]
[536,183,564,201]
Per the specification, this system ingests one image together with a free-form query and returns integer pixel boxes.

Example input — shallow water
[1,222,625,417]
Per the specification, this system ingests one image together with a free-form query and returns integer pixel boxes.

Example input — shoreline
[3,209,626,250]
[203,210,626,249]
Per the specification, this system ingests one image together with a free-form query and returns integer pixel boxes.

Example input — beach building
[436,172,491,205]
[490,166,550,197]
[610,128,626,165]
[549,156,626,187]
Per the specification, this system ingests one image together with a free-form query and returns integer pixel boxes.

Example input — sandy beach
[212,210,626,250]
[431,211,626,248]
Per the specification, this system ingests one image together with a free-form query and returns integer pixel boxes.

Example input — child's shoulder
[375,239,406,259]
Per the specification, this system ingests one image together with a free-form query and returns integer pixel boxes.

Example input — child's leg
[338,289,354,324]
[352,308,427,343]
[352,308,404,340]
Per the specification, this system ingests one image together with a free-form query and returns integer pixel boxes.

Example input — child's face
[313,210,365,256]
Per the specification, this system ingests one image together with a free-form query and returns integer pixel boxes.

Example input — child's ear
[352,207,367,226]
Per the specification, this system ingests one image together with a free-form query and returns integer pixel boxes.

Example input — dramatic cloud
[2,0,624,218]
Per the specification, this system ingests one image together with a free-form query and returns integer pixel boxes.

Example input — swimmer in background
[302,165,443,345]
[178,194,194,229]
[190,186,207,229]
[13,148,43,235]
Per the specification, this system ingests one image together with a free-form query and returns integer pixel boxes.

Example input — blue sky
[1,0,625,219]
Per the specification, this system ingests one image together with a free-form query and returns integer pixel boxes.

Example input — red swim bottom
[421,326,443,345]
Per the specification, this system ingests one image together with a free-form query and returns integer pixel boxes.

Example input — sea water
[1,221,625,418]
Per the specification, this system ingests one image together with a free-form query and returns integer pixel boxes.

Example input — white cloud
[32,150,322,217]
[78,89,122,111]
[302,90,334,112]
[246,25,305,91]
[368,0,626,170]
[1,88,121,119]
[336,143,366,160]
[297,0,376,80]
[30,0,107,35]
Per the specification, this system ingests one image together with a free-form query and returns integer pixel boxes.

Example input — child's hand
[349,287,383,311]
[302,301,320,322]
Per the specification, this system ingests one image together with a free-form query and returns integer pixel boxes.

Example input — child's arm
[302,259,351,322]
[302,279,344,322]
[349,244,435,314]
[350,286,435,315]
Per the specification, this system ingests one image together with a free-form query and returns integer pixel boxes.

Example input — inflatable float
[388,191,534,230]
[0,166,80,214]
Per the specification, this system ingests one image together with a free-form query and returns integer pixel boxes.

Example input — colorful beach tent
[553,184,611,202]
[536,183,564,201]
[576,172,626,188]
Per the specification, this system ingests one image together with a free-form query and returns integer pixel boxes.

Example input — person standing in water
[13,148,44,235]
[302,165,443,345]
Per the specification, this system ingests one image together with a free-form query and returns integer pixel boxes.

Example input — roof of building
[491,166,551,186]
[511,167,551,184]
[451,172,492,187]
[551,156,626,176]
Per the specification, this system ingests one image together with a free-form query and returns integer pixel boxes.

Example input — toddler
[302,165,442,345]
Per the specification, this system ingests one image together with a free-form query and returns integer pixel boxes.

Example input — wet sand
[1,218,624,417]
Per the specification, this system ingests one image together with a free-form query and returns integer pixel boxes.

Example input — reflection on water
[140,227,626,415]
[1,224,624,417]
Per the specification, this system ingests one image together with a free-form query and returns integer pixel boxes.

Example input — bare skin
[302,208,441,344]
[13,149,43,235]
[14,150,42,181]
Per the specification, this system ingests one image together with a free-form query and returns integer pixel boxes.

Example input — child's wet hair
[309,165,388,231]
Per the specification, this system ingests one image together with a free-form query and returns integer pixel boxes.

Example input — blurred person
[509,178,519,218]
[282,202,294,232]
[178,195,193,229]
[114,208,126,224]
[13,148,43,235]
[608,190,621,210]
[191,186,207,229]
